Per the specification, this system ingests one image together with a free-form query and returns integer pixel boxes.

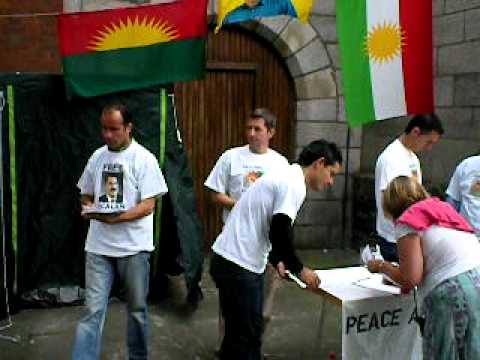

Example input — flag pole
[341,126,351,249]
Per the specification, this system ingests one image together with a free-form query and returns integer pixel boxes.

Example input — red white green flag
[336,0,433,127]
[58,0,207,97]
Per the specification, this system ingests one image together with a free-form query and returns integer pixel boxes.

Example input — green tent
[0,74,204,319]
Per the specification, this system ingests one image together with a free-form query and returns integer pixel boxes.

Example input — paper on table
[315,266,395,302]
[316,266,371,288]
[354,273,401,295]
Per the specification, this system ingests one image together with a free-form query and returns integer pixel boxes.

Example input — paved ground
[1,249,360,360]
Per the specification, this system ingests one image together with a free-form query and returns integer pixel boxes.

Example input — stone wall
[209,0,358,249]
[0,0,359,249]
[354,1,480,248]
[361,1,480,184]
[259,1,357,249]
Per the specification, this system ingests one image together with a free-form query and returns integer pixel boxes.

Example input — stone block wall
[209,0,358,249]
[254,0,358,250]
[355,1,480,248]
[361,1,480,185]
[0,0,359,249]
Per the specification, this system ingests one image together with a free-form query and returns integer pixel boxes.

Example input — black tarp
[0,74,203,320]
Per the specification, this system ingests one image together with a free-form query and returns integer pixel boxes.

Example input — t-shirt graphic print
[98,163,126,211]
[243,168,265,190]
[470,176,480,197]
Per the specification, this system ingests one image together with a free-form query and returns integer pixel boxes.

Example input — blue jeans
[210,253,264,360]
[72,252,150,360]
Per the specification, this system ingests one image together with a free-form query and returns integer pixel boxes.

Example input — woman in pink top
[368,176,480,360]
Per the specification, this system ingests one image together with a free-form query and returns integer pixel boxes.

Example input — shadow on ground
[1,249,360,360]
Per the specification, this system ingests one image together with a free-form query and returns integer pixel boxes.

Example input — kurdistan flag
[336,0,433,127]
[58,0,207,97]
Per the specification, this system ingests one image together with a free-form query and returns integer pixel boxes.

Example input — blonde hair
[382,176,430,220]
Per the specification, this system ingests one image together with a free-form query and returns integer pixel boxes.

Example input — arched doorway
[174,26,296,249]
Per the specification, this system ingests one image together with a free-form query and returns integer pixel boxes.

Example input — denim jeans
[210,253,264,360]
[72,251,150,360]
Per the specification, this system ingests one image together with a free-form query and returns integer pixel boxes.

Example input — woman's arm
[368,233,424,292]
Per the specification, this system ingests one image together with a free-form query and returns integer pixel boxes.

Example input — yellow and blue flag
[215,0,313,33]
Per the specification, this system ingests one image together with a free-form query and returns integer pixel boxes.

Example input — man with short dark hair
[210,139,343,360]
[72,103,168,360]
[375,113,444,262]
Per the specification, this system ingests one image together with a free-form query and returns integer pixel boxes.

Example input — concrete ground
[1,249,360,360]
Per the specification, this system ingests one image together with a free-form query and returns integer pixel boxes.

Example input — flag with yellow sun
[58,0,207,97]
[336,0,433,127]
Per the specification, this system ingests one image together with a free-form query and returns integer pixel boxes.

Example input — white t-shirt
[375,139,422,242]
[77,140,168,257]
[204,145,289,222]
[395,224,480,299]
[446,155,480,236]
[212,163,306,274]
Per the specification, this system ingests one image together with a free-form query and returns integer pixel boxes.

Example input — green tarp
[0,74,203,319]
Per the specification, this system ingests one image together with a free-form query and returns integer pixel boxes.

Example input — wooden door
[175,26,295,249]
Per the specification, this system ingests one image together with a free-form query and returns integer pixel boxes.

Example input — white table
[313,266,422,360]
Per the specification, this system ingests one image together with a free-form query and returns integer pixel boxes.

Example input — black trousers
[210,253,264,360]
[376,235,399,263]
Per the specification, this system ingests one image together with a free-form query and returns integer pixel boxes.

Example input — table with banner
[313,266,422,360]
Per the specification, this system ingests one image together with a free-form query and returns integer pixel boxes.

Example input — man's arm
[210,191,236,209]
[80,194,95,218]
[205,151,233,209]
[85,197,156,224]
[81,194,94,207]
[269,213,320,289]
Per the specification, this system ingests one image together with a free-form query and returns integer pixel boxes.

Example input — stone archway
[209,4,362,248]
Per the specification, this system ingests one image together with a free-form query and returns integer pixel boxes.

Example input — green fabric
[160,90,204,294]
[336,0,375,127]
[63,39,206,98]
[153,88,167,274]
[160,88,167,168]
[7,85,17,292]
[0,74,204,315]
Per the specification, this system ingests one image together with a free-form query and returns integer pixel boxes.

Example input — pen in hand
[285,270,307,289]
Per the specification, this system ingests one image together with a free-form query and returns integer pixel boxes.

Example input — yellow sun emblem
[365,21,405,64]
[88,16,179,52]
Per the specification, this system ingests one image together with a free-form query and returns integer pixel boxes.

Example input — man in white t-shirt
[210,139,342,360]
[375,114,443,262]
[446,155,480,237]
[72,104,168,360]
[205,108,289,222]
[205,108,289,347]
